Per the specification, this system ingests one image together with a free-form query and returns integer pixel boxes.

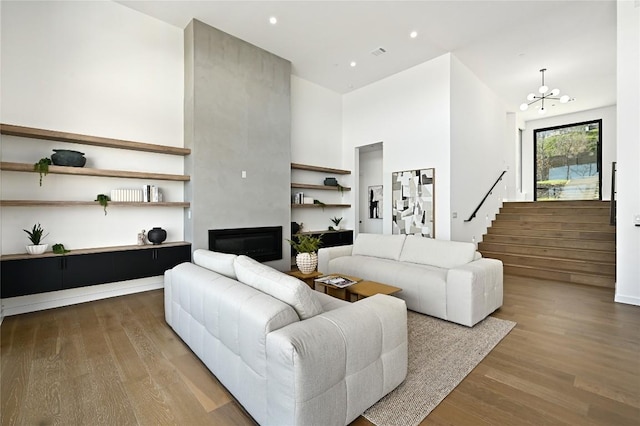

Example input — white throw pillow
[233,255,323,320]
[399,235,476,269]
[352,233,407,260]
[193,249,237,279]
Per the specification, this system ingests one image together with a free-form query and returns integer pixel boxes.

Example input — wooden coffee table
[286,270,323,289]
[347,280,402,301]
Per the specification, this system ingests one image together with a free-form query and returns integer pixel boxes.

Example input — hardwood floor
[2,275,639,425]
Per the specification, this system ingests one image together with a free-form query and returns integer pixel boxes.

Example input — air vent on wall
[371,47,387,56]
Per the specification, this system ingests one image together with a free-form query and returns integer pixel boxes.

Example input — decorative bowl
[147,227,167,244]
[51,149,86,167]
[26,244,48,255]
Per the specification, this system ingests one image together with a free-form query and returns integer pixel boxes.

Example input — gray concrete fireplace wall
[184,19,291,271]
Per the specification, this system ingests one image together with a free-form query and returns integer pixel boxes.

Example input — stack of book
[110,185,163,202]
[314,275,359,288]
[292,192,304,204]
[142,184,163,202]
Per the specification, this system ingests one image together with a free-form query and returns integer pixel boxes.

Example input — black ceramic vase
[51,149,86,167]
[147,227,167,244]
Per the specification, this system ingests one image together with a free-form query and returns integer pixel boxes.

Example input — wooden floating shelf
[0,200,190,207]
[291,204,351,208]
[291,183,351,191]
[1,123,191,156]
[291,163,351,175]
[0,162,190,182]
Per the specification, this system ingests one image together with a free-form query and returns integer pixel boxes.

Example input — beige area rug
[363,311,516,426]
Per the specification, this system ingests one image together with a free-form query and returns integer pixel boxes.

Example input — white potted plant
[286,234,323,274]
[23,223,49,255]
[330,216,343,231]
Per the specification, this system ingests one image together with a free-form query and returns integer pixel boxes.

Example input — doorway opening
[357,142,383,234]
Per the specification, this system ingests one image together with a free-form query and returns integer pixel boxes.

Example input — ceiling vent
[371,47,387,57]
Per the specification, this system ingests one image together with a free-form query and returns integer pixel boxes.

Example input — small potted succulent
[286,234,323,274]
[23,223,49,255]
[330,216,343,231]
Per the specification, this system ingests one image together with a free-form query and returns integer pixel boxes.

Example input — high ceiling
[116,0,617,121]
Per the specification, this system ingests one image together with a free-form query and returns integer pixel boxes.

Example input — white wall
[520,105,617,201]
[615,0,640,306]
[450,56,513,244]
[0,1,183,313]
[343,54,452,238]
[358,146,383,234]
[290,75,348,233]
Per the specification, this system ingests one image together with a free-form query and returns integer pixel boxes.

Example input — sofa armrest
[446,258,503,327]
[318,244,353,274]
[265,294,407,426]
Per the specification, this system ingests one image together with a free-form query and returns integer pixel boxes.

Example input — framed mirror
[391,168,435,237]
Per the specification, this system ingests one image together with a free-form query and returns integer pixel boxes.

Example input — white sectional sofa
[318,233,503,327]
[164,249,408,426]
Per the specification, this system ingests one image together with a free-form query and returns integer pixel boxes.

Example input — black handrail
[610,161,616,226]
[465,170,507,222]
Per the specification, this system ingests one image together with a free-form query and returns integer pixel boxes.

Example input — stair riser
[496,214,611,224]
[482,235,616,251]
[504,266,615,288]
[486,228,615,241]
[500,208,610,216]
[504,201,610,208]
[490,221,614,232]
[485,253,615,276]
[478,243,616,263]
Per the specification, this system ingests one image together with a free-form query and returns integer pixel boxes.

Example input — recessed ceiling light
[350,61,357,67]
[410,31,418,38]
[269,16,277,25]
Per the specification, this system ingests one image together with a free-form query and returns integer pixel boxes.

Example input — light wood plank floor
[2,275,639,425]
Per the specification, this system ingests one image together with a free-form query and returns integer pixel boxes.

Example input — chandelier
[520,68,573,115]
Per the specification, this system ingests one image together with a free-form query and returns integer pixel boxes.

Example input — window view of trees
[535,120,601,201]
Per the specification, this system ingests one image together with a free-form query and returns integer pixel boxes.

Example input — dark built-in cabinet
[1,243,191,298]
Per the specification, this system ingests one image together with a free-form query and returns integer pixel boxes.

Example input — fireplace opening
[208,226,282,262]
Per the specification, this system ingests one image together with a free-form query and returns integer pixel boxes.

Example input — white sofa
[164,249,408,426]
[318,233,503,327]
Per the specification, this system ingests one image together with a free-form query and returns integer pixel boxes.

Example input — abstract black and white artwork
[391,168,435,237]
[368,185,383,219]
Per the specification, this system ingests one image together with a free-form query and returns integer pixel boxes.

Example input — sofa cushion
[399,235,477,269]
[352,233,406,261]
[193,249,237,279]
[234,255,323,320]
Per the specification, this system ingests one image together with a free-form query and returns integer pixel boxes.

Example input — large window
[534,119,602,201]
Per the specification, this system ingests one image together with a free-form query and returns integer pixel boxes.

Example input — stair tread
[479,241,615,254]
[482,250,615,265]
[501,262,616,278]
[503,262,611,277]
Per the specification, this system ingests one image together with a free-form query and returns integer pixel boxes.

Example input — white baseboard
[614,293,640,306]
[0,276,164,317]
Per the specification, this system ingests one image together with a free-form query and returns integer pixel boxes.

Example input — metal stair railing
[465,170,507,222]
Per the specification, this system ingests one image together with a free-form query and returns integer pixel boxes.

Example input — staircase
[479,200,616,288]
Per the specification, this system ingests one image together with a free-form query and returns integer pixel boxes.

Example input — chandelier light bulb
[560,95,571,103]
[539,107,546,115]
[520,103,529,111]
[527,93,535,101]
[539,85,548,94]
[550,88,560,96]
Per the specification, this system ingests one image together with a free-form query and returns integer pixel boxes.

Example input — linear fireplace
[208,226,283,262]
